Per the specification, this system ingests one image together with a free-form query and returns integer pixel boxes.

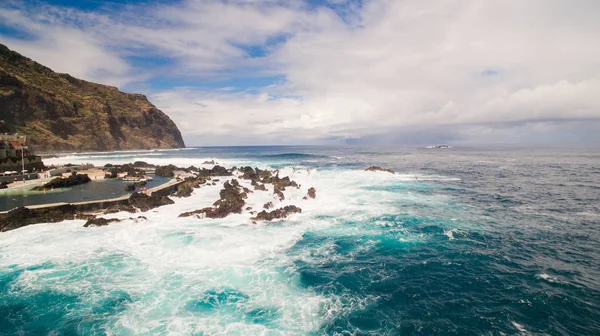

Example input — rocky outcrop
[172,178,207,198]
[83,216,147,227]
[32,173,91,191]
[365,166,395,174]
[155,165,178,178]
[83,217,121,227]
[0,205,95,232]
[252,206,302,221]
[0,43,185,152]
[303,187,317,200]
[179,180,245,219]
[128,192,174,212]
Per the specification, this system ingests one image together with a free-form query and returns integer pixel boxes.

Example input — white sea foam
[512,321,527,333]
[536,273,564,284]
[0,153,463,334]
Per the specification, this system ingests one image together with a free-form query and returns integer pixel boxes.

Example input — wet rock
[84,216,148,227]
[155,164,178,178]
[303,187,317,200]
[179,179,245,218]
[196,165,232,178]
[365,166,395,174]
[173,178,206,198]
[129,192,175,212]
[245,206,253,211]
[263,202,274,209]
[124,183,136,191]
[254,183,267,191]
[84,217,121,227]
[104,164,146,179]
[32,173,91,191]
[0,205,96,232]
[104,205,137,214]
[203,160,216,164]
[274,190,285,201]
[0,181,8,189]
[133,161,155,168]
[251,205,302,221]
[104,168,117,179]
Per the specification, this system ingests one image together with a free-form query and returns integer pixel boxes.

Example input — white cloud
[1,0,600,144]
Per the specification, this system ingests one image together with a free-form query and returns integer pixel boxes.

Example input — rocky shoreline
[0,163,320,232]
[0,161,396,232]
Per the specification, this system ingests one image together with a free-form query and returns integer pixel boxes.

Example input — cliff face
[0,44,185,152]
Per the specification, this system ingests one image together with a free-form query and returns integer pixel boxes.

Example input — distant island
[0,43,185,153]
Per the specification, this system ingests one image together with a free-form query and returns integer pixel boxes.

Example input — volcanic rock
[84,216,147,227]
[0,205,96,232]
[179,179,245,218]
[365,166,395,174]
[251,205,302,221]
[83,217,121,227]
[128,192,174,212]
[303,187,317,200]
[32,173,91,191]
[155,164,178,178]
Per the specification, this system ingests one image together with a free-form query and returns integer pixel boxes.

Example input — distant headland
[0,43,185,153]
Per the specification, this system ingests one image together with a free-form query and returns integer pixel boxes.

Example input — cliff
[0,44,185,152]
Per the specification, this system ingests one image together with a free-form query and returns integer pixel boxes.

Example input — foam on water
[7,146,595,334]
[1,154,455,334]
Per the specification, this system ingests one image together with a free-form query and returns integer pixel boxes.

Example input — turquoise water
[0,146,599,335]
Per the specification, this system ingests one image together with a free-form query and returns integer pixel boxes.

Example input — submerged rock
[365,166,395,174]
[251,205,302,221]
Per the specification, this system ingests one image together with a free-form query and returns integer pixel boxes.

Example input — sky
[1,0,599,146]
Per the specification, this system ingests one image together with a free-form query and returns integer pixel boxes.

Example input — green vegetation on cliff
[0,43,185,152]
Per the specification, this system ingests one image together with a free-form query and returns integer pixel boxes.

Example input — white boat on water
[427,145,452,149]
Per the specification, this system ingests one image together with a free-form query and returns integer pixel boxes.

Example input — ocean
[0,145,599,335]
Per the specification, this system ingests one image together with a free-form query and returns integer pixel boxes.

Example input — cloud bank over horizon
[1,0,599,145]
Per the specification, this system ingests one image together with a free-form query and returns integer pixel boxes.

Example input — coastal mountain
[0,43,185,152]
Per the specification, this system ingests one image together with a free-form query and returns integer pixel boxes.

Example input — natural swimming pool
[0,175,169,212]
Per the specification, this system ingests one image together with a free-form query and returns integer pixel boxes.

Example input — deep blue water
[0,145,599,335]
